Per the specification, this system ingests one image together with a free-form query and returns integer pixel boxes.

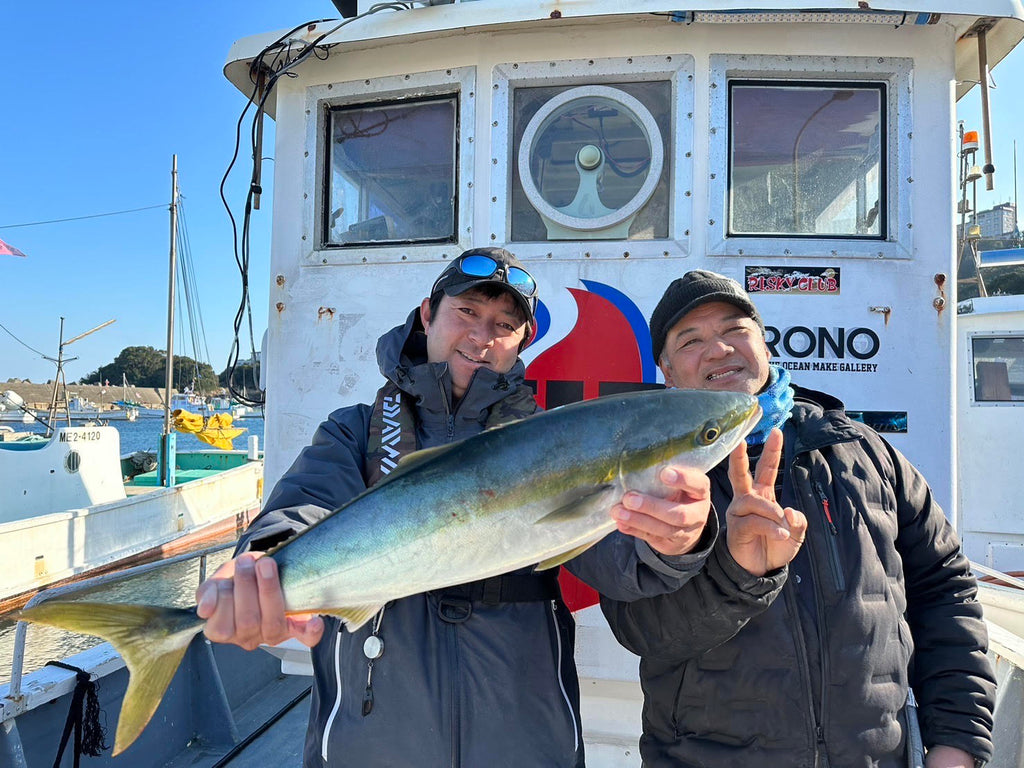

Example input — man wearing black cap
[196,249,721,767]
[602,270,996,768]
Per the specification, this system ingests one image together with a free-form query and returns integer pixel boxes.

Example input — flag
[0,237,27,257]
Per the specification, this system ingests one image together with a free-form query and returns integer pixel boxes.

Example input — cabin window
[509,81,671,242]
[728,81,885,238]
[324,95,458,246]
[706,55,911,260]
[972,335,1024,402]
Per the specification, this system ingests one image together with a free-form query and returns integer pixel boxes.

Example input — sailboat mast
[164,155,179,436]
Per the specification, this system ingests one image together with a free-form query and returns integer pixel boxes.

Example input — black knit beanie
[649,270,764,361]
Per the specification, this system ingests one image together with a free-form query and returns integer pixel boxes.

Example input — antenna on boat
[977,28,997,191]
[43,317,116,437]
[957,126,988,299]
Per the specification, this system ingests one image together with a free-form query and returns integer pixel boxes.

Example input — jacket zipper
[812,481,845,592]
[817,725,831,767]
[782,561,823,764]
[801,470,835,767]
[549,600,580,754]
[321,626,344,762]
[788,460,828,766]
[811,569,833,768]
[448,620,461,768]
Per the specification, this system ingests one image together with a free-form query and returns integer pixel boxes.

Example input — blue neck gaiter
[746,365,795,446]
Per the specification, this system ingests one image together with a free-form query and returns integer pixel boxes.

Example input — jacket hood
[788,384,862,455]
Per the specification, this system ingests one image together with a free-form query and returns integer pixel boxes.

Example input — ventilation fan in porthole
[517,85,663,240]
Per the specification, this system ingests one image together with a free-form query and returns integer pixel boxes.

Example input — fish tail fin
[19,600,205,756]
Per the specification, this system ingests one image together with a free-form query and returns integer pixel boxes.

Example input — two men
[196,249,722,767]
[603,270,996,767]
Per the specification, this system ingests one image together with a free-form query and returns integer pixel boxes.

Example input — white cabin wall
[260,15,960,508]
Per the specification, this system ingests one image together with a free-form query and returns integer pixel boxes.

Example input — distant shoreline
[3,382,180,410]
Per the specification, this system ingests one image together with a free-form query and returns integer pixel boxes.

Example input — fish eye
[697,420,722,446]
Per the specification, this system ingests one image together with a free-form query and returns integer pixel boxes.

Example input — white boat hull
[0,425,263,606]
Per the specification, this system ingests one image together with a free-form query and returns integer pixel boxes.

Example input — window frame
[490,54,693,259]
[322,93,460,249]
[726,78,888,241]
[305,66,476,266]
[968,331,1024,406]
[707,54,913,260]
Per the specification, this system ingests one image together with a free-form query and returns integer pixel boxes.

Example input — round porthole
[65,450,81,474]
[517,85,664,236]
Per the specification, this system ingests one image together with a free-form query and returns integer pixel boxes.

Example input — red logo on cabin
[525,280,659,612]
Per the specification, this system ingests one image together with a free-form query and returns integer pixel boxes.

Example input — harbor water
[0,415,264,685]
[7,412,265,455]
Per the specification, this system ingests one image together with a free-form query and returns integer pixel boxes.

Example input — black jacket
[602,386,995,768]
[239,310,712,767]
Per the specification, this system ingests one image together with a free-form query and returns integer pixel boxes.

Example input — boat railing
[5,541,235,704]
[971,561,1024,590]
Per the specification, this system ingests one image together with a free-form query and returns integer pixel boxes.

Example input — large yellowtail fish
[20,388,759,755]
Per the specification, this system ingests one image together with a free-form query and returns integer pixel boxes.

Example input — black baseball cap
[649,270,764,360]
[431,247,538,329]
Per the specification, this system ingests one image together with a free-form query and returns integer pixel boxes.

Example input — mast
[43,317,115,436]
[44,318,70,435]
[160,155,180,487]
[164,155,179,436]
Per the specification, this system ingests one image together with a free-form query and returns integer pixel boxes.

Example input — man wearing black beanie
[602,270,995,768]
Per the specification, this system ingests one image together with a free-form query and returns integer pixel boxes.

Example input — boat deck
[2,638,312,768]
[128,468,236,487]
[162,668,310,768]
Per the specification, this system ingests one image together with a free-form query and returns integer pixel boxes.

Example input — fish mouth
[741,400,763,439]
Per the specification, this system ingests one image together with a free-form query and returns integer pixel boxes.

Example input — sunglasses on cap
[432,253,538,299]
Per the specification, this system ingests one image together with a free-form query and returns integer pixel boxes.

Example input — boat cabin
[223,1,1024,529]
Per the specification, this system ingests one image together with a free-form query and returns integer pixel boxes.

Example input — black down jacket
[602,386,995,768]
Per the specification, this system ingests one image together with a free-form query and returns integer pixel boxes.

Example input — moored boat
[65,395,138,422]
[0,423,263,612]
[0,391,40,425]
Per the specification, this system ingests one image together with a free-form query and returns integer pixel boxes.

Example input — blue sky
[957,45,1024,216]
[2,5,1022,384]
[0,1,328,385]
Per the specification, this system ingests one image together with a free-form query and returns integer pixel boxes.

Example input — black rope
[45,661,109,767]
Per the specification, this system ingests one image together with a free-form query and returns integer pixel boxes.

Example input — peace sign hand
[725,428,808,577]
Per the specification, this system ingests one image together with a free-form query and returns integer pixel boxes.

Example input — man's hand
[611,465,712,556]
[924,745,977,768]
[726,429,807,577]
[196,552,324,650]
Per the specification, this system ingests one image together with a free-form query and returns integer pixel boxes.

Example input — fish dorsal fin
[534,539,602,571]
[393,443,458,472]
[534,485,614,525]
[322,604,386,631]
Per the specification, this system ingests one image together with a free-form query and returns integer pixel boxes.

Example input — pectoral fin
[534,540,602,571]
[534,485,613,525]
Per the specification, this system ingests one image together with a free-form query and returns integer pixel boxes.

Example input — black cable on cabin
[221,3,417,408]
